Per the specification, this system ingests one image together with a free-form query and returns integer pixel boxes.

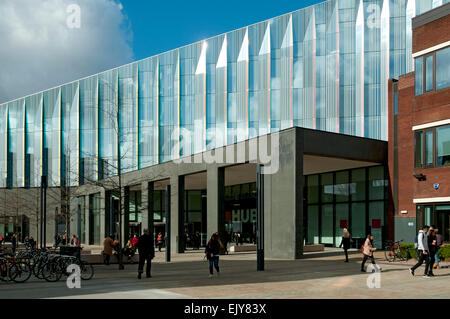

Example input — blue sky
[0,0,324,103]
[121,0,324,61]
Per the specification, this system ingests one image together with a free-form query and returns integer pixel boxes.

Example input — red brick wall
[389,71,450,219]
[413,14,450,53]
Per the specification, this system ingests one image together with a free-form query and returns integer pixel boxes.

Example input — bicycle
[384,240,407,262]
[42,248,94,282]
[0,253,32,283]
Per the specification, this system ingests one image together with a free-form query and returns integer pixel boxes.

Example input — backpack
[414,234,418,249]
[361,244,365,254]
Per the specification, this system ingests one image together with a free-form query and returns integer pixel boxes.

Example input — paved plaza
[0,250,449,299]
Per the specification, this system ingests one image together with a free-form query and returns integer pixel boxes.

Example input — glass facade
[0,0,438,187]
[305,166,388,249]
[224,182,257,244]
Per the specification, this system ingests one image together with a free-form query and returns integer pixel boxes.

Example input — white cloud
[0,0,134,104]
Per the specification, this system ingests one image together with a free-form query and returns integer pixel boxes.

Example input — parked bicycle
[384,240,420,262]
[384,240,407,262]
[0,252,32,283]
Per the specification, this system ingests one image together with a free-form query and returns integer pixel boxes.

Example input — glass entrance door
[436,205,450,243]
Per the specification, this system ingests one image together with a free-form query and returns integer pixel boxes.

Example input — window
[415,57,423,95]
[436,125,450,167]
[436,47,450,90]
[425,130,434,166]
[393,92,398,115]
[415,46,450,95]
[425,55,434,92]
[415,124,450,168]
[415,131,423,168]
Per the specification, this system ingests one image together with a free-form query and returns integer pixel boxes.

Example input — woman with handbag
[361,234,381,272]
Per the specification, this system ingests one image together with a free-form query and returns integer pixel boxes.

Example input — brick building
[389,3,450,242]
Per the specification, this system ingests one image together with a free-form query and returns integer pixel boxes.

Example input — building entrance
[417,204,450,243]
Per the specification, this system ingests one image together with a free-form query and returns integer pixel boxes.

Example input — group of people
[54,233,80,247]
[102,230,155,278]
[339,228,381,272]
[101,230,225,279]
[0,233,19,253]
[410,225,443,277]
[338,225,444,275]
[184,231,201,250]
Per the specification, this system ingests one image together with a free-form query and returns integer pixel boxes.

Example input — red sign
[372,219,381,229]
[225,211,232,222]
[339,220,347,229]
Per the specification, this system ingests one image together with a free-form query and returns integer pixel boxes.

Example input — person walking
[434,228,443,270]
[136,229,155,279]
[410,225,431,277]
[29,236,36,249]
[156,232,163,252]
[11,233,18,254]
[205,233,223,277]
[339,228,351,262]
[54,233,61,247]
[426,227,437,277]
[361,234,380,272]
[102,234,115,265]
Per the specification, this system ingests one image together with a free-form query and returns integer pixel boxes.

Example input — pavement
[0,249,449,299]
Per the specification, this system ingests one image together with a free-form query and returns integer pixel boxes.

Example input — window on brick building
[415,58,423,96]
[415,46,450,95]
[415,131,424,168]
[425,55,434,92]
[436,47,450,90]
[436,125,450,167]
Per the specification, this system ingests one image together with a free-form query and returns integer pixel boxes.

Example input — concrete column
[84,194,90,245]
[264,130,304,259]
[169,175,180,255]
[141,181,149,232]
[99,188,106,242]
[206,165,224,237]
[121,186,130,247]
[69,196,79,240]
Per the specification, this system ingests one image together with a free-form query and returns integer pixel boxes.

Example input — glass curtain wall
[305,166,388,249]
[224,182,257,244]
[99,70,119,179]
[0,0,438,188]
[8,100,25,188]
[89,193,101,245]
[0,105,7,187]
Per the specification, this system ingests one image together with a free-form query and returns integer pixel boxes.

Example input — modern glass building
[1,0,445,189]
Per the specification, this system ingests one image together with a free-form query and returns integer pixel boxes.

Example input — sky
[0,0,323,104]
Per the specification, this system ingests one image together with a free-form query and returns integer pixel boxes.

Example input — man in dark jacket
[136,229,155,279]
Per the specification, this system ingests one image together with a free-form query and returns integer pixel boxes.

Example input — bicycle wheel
[0,260,9,282]
[9,261,32,283]
[42,260,63,282]
[79,261,94,280]
[395,246,405,262]
[384,246,395,262]
[33,259,46,279]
